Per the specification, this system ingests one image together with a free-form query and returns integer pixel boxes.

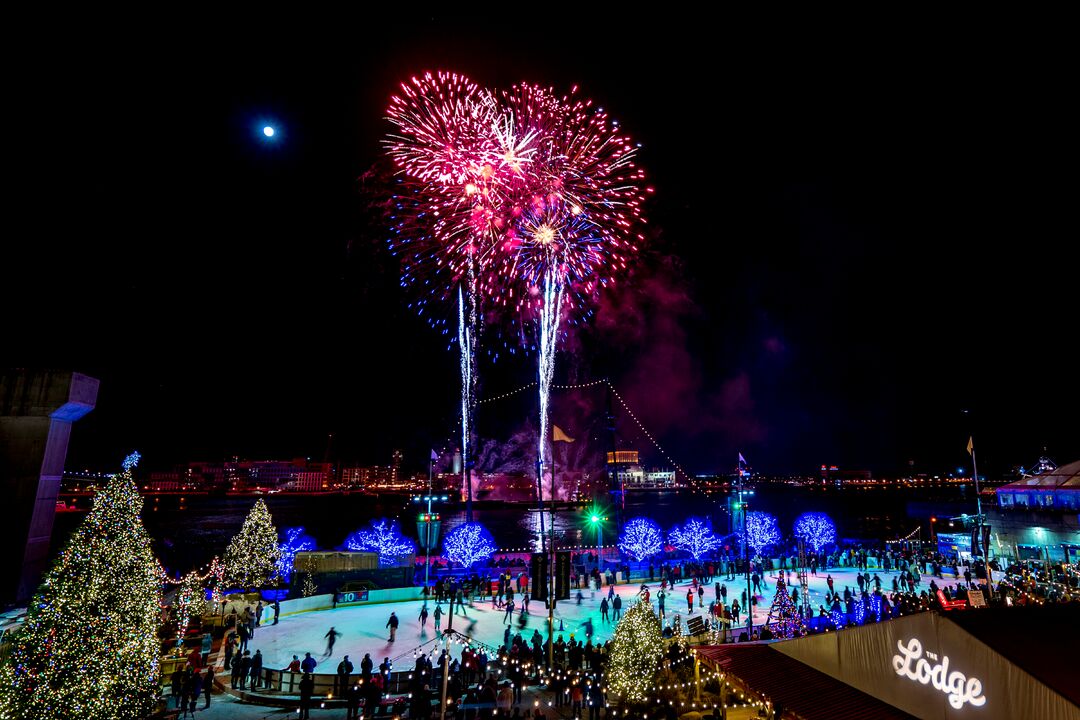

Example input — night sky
[8,17,1077,477]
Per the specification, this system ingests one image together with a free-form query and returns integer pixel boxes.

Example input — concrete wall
[0,370,98,603]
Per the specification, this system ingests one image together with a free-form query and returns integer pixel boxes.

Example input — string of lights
[477,378,693,483]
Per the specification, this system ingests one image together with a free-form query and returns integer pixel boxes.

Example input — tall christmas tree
[174,570,208,647]
[224,499,281,589]
[0,452,162,720]
[607,593,664,705]
[765,577,805,639]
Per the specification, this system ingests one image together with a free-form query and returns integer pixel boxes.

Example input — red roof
[695,644,916,720]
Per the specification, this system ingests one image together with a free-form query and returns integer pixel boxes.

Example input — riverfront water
[51,483,980,574]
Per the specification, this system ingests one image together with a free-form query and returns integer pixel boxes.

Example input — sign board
[334,589,370,606]
[936,533,972,558]
[686,616,708,636]
[967,590,986,608]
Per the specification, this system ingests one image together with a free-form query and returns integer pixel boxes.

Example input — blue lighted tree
[442,522,496,568]
[793,512,837,553]
[276,527,316,581]
[667,518,721,560]
[345,519,417,567]
[618,517,664,561]
[743,511,781,555]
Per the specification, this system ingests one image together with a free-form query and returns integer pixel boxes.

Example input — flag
[738,452,747,466]
[431,450,439,461]
[553,425,575,443]
[966,437,974,456]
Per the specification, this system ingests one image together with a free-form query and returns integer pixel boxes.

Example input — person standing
[272,598,281,625]
[337,655,354,696]
[387,611,399,642]
[298,672,315,720]
[203,666,215,709]
[697,585,705,608]
[250,649,264,689]
[236,650,252,691]
[255,600,264,627]
[433,604,443,634]
[503,598,515,624]
[612,594,622,622]
[600,597,609,623]
[346,678,363,720]
[200,632,213,667]
[419,605,429,632]
[686,588,695,614]
[360,653,373,681]
[658,590,666,618]
[301,652,317,674]
[238,622,250,653]
[222,634,235,671]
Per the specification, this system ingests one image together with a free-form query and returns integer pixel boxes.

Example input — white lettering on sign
[892,638,987,709]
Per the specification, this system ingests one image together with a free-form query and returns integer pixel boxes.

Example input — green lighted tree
[607,592,665,705]
[224,499,281,589]
[0,452,162,720]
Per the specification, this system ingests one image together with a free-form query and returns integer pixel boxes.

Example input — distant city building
[392,449,403,485]
[820,465,872,487]
[614,465,676,489]
[607,450,639,464]
[144,472,183,492]
[293,471,329,493]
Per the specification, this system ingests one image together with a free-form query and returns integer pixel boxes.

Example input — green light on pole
[587,509,607,567]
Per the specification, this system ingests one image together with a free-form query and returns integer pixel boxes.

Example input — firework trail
[386,71,498,520]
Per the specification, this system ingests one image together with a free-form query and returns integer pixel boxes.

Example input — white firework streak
[537,265,565,504]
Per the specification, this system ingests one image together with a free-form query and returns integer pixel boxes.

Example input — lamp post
[590,513,605,567]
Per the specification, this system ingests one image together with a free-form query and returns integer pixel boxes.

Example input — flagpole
[969,437,991,598]
[549,437,556,671]
[970,440,983,525]
[425,452,433,609]
[739,453,752,638]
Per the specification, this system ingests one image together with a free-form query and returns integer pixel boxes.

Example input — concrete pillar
[1,369,98,604]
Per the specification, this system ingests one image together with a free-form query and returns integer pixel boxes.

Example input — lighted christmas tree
[345,519,417,566]
[224,499,281,589]
[607,593,664,705]
[0,452,161,720]
[300,555,318,598]
[276,526,317,581]
[765,577,804,639]
[668,517,721,560]
[618,517,664,561]
[175,570,208,647]
[442,522,496,568]
[743,511,781,555]
[792,512,836,553]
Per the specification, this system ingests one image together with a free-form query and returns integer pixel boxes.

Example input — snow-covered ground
[245,566,965,670]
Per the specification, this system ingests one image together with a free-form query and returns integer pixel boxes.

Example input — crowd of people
[186,542,1076,717]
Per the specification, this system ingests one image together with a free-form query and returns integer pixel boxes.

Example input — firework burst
[384,72,649,509]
